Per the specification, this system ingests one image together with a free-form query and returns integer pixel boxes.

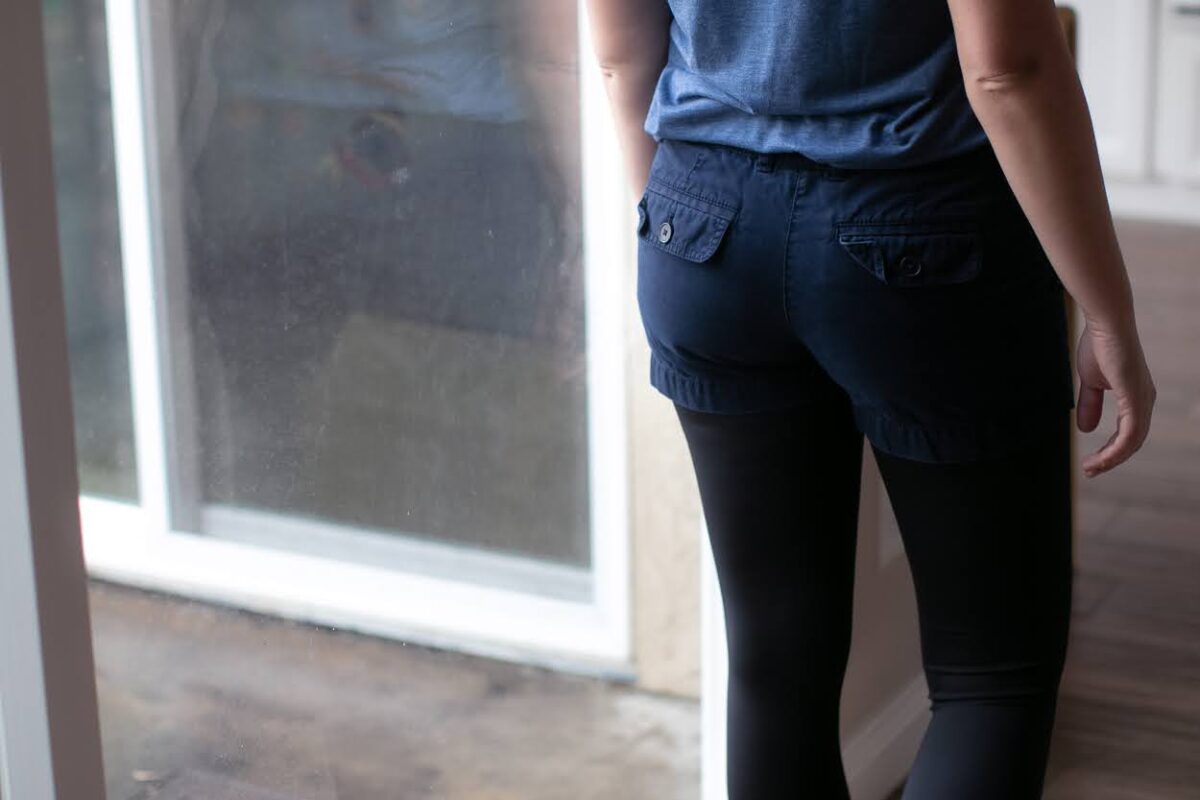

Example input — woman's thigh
[673,393,867,799]
[872,408,1074,698]
[673,393,866,676]
[872,410,1073,798]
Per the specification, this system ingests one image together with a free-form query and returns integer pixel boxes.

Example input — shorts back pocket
[638,180,737,264]
[834,219,982,288]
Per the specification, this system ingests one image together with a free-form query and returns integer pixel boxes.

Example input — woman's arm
[583,0,672,200]
[502,0,583,196]
[946,0,1156,477]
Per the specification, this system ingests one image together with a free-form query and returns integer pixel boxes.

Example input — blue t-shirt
[644,0,990,168]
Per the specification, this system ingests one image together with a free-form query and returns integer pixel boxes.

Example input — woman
[587,1,1156,798]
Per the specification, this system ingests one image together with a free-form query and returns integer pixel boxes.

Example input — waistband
[662,137,1000,178]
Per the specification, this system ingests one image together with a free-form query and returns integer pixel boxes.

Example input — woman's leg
[673,392,865,800]
[872,411,1074,799]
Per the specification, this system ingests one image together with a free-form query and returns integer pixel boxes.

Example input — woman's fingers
[1084,400,1137,474]
[1074,318,1155,478]
[1074,326,1106,433]
[1075,382,1104,433]
[1080,384,1154,478]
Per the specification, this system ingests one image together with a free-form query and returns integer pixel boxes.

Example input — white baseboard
[1107,180,1200,226]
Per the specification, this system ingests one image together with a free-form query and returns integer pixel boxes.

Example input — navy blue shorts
[634,137,1076,464]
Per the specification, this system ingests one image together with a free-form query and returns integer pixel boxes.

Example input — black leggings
[674,394,1073,799]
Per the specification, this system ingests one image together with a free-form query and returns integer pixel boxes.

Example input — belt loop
[754,152,774,173]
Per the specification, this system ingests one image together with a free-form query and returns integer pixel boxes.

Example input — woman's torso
[645,0,990,168]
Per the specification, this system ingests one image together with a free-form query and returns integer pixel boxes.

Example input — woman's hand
[948,0,1156,479]
[1075,315,1156,478]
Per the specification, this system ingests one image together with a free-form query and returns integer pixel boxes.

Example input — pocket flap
[835,220,982,287]
[638,180,736,263]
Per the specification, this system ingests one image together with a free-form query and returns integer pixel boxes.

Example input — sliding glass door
[153,1,593,573]
[44,0,138,502]
[54,0,630,666]
[4,1,634,794]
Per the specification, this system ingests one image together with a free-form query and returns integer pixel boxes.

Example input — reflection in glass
[42,0,139,500]
[165,1,589,574]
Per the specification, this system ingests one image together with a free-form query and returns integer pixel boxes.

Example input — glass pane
[165,0,590,580]
[26,3,698,798]
[42,0,138,500]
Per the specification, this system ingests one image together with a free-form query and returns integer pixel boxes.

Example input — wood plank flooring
[90,217,1195,799]
[1042,218,1200,799]
[889,217,1199,800]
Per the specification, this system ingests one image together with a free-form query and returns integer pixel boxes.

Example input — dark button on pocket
[898,255,923,277]
[639,179,737,263]
[834,219,982,288]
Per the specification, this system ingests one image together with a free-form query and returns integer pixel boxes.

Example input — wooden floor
[88,217,1195,800]
[1041,218,1200,799]
[89,580,700,800]
[888,217,1200,800]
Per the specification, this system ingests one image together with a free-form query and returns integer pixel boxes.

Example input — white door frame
[0,1,106,796]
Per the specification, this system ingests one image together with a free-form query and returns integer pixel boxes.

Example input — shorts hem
[855,401,1075,465]
[649,351,1075,464]
[648,352,812,414]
